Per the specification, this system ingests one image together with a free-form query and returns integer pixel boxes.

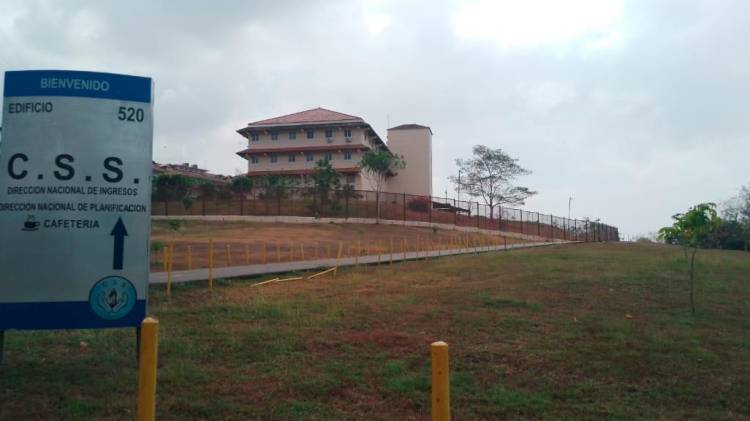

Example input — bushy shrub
[408,196,431,213]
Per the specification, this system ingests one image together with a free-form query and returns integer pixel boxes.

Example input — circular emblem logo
[89,276,137,320]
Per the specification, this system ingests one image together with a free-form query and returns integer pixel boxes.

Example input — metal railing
[151,187,619,242]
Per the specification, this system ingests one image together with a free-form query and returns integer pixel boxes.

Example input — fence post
[585,221,589,242]
[476,202,479,228]
[453,199,457,226]
[429,195,432,224]
[431,341,450,421]
[550,215,554,240]
[498,205,502,232]
[403,192,407,223]
[537,212,541,237]
[520,211,524,235]
[208,239,214,289]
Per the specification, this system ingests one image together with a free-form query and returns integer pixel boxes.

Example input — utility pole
[457,169,461,202]
[568,196,573,220]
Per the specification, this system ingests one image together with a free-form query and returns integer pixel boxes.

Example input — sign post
[0,70,153,336]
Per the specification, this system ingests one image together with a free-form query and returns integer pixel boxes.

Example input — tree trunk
[690,248,697,315]
[375,190,381,223]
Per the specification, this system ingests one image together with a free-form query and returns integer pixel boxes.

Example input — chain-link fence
[151,186,619,242]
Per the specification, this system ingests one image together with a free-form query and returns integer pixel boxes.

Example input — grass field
[1,243,749,419]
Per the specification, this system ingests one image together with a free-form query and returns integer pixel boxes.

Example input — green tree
[658,203,722,315]
[450,145,536,220]
[259,175,296,215]
[359,149,405,220]
[152,174,190,215]
[335,184,362,218]
[722,184,750,251]
[231,176,254,215]
[309,160,341,216]
[197,181,216,215]
[261,175,295,199]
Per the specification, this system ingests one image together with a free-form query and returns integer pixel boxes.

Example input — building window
[270,154,277,164]
[306,152,314,162]
[324,152,333,161]
[325,129,333,138]
[343,151,352,160]
[346,174,355,184]
[344,129,352,138]
[270,132,278,141]
[288,154,296,163]
[250,133,259,142]
[250,156,259,164]
[289,131,297,140]
[306,130,315,139]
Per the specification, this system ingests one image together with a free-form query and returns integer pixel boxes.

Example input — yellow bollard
[137,317,159,421]
[208,239,214,290]
[225,244,231,266]
[262,242,268,264]
[431,341,450,421]
[162,248,168,272]
[166,244,173,297]
[245,243,250,265]
[276,242,281,263]
[334,241,343,277]
[187,245,192,270]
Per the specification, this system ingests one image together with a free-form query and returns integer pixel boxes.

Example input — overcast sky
[1,0,748,237]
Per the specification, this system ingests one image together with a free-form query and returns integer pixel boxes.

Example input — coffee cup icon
[22,215,40,231]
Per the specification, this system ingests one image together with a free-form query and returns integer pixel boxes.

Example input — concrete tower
[386,124,433,197]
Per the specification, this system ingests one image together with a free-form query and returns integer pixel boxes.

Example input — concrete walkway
[149,240,571,284]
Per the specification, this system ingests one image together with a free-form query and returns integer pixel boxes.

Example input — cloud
[1,0,748,237]
[453,0,624,50]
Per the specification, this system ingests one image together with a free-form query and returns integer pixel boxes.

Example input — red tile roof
[248,107,363,127]
[388,123,433,134]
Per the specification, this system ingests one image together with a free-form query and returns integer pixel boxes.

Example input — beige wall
[245,126,368,150]
[247,148,364,173]
[245,126,369,173]
[384,127,432,197]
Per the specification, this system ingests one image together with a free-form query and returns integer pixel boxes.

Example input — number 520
[117,106,144,122]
